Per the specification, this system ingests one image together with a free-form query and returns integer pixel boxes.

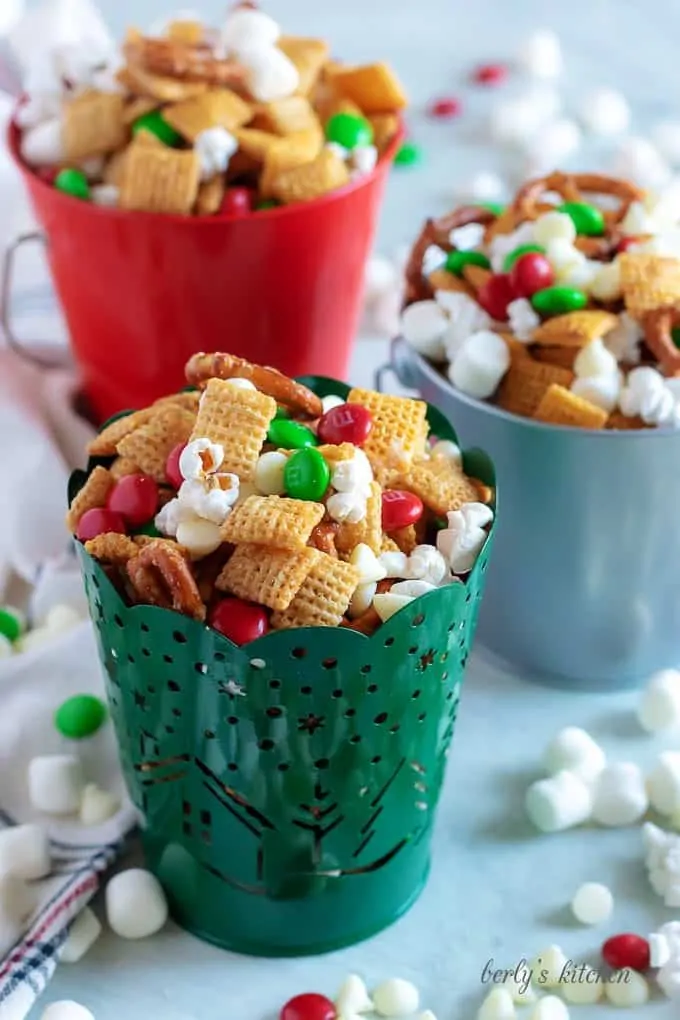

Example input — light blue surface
[17,0,680,1015]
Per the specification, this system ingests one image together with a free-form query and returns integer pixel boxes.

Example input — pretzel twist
[124,37,247,88]
[403,205,496,306]
[127,540,206,621]
[643,308,680,375]
[185,352,324,418]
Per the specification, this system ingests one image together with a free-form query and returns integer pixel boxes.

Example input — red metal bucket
[5,120,399,423]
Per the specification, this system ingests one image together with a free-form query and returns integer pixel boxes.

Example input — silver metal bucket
[381,336,680,690]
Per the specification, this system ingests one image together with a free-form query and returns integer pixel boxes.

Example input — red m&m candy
[220,187,252,216]
[382,489,424,531]
[165,443,186,490]
[509,253,555,298]
[478,273,517,321]
[473,62,508,85]
[280,994,336,1020]
[428,96,462,119]
[107,474,159,526]
[602,933,650,972]
[209,598,269,645]
[76,508,127,543]
[616,236,638,254]
[317,403,373,446]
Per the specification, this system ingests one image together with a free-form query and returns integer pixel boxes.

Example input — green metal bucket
[71,376,496,957]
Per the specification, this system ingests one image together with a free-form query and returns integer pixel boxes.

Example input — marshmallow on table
[372,978,420,1017]
[400,300,449,360]
[613,136,671,190]
[517,29,563,78]
[579,88,630,136]
[651,121,680,165]
[456,171,506,203]
[570,882,613,925]
[28,755,85,815]
[79,784,121,826]
[61,907,102,964]
[448,330,510,400]
[525,770,593,832]
[592,762,648,826]
[647,751,680,815]
[638,669,680,732]
[524,119,581,173]
[0,823,50,880]
[477,988,516,1020]
[105,868,168,939]
[542,726,605,783]
[335,975,373,1015]
[605,970,649,1007]
[39,1004,95,1020]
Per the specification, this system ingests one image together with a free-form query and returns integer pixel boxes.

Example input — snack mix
[16,6,406,216]
[66,354,494,641]
[400,171,680,429]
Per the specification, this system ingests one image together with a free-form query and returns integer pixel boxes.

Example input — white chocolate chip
[105,869,168,939]
[335,975,373,1015]
[176,518,223,560]
[373,593,415,622]
[573,339,618,379]
[592,762,648,826]
[379,551,409,578]
[533,211,576,246]
[373,978,420,1017]
[543,727,606,783]
[589,260,622,302]
[390,579,437,598]
[559,968,603,1004]
[530,946,569,988]
[350,544,387,585]
[79,784,121,826]
[528,996,569,1019]
[570,882,614,925]
[39,1004,95,1020]
[525,771,593,832]
[223,377,257,390]
[45,604,84,634]
[28,755,85,815]
[430,440,462,465]
[604,969,649,1007]
[349,582,377,619]
[255,451,288,495]
[321,394,346,413]
[60,907,102,964]
[0,823,50,880]
[638,669,680,732]
[477,988,516,1020]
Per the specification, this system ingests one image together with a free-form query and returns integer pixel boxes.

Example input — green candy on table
[445,250,491,277]
[0,606,24,643]
[394,141,422,167]
[325,112,373,150]
[558,201,606,237]
[55,694,107,739]
[267,418,318,450]
[531,286,588,316]
[132,110,182,147]
[503,244,546,272]
[55,168,90,200]
[284,448,330,502]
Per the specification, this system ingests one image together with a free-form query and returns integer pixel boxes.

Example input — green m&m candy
[394,141,422,167]
[132,110,182,147]
[558,201,605,237]
[256,199,280,211]
[325,112,373,150]
[55,694,107,739]
[133,521,161,538]
[55,168,90,200]
[0,606,24,643]
[284,448,330,502]
[503,243,546,272]
[479,201,505,216]
[444,250,490,277]
[267,418,318,450]
[274,405,291,419]
[531,286,588,316]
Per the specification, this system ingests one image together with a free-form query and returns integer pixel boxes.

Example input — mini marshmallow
[195,126,238,181]
[525,770,593,832]
[91,184,119,208]
[651,121,680,166]
[604,969,649,1007]
[573,338,618,379]
[15,94,62,130]
[45,604,84,634]
[336,975,373,1015]
[15,628,54,654]
[658,964,680,1000]
[517,29,563,78]
[105,868,168,939]
[353,145,378,175]
[373,593,415,623]
[327,491,367,525]
[649,932,672,969]
[560,969,603,1004]
[524,119,581,173]
[488,222,537,274]
[589,260,622,302]
[28,755,85,815]
[533,211,577,246]
[179,438,224,481]
[570,882,613,925]
[528,997,568,1020]
[430,440,462,465]
[614,136,671,190]
[437,503,493,575]
[449,223,485,251]
[373,978,420,1017]
[178,474,240,525]
[571,375,621,413]
[405,546,448,586]
[638,669,680,732]
[507,298,540,342]
[592,762,648,826]
[0,823,50,880]
[487,91,559,147]
[176,518,223,559]
[390,579,437,598]
[530,946,569,987]
[221,7,280,56]
[240,44,300,103]
[60,907,102,964]
[439,292,493,361]
[20,118,65,167]
[321,394,346,414]
[350,544,387,585]
[332,450,373,495]
[400,300,449,360]
[458,171,506,203]
[477,988,516,1020]
[648,752,680,815]
[79,784,121,826]
[349,582,377,619]
[448,331,510,400]
[379,551,409,578]
[604,312,642,364]
[39,1003,95,1020]
[326,141,349,161]
[543,726,606,782]
[580,88,630,136]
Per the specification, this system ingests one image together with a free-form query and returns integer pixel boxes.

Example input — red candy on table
[209,598,269,645]
[76,508,127,542]
[317,403,373,446]
[220,187,252,216]
[280,993,337,1020]
[428,96,462,119]
[602,933,651,972]
[107,473,159,526]
[509,253,555,298]
[478,273,517,321]
[382,489,424,531]
[473,62,508,85]
[165,443,186,490]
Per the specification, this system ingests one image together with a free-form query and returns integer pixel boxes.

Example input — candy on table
[428,96,462,119]
[579,87,630,136]
[105,868,168,939]
[476,987,516,1019]
[530,945,569,987]
[39,1003,95,1020]
[28,755,85,815]
[591,761,648,826]
[637,668,680,732]
[279,994,337,1020]
[516,29,563,78]
[527,997,569,1020]
[525,769,593,833]
[570,882,613,925]
[604,968,650,1007]
[334,975,373,1015]
[472,63,508,86]
[372,978,420,1017]
[0,823,51,880]
[646,751,680,816]
[54,694,107,739]
[542,726,605,783]
[79,784,121,826]
[60,907,103,964]
[558,968,603,1005]
[18,11,407,214]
